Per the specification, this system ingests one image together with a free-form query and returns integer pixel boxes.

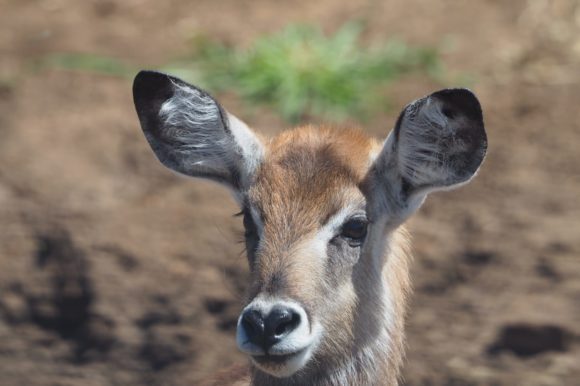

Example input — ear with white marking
[370,88,487,220]
[132,71,264,191]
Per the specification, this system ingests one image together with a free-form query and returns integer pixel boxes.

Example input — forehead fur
[249,126,377,231]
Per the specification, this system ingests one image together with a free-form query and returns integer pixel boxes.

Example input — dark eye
[243,211,257,237]
[340,218,368,244]
[241,210,260,261]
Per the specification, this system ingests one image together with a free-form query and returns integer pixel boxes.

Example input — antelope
[132,71,487,386]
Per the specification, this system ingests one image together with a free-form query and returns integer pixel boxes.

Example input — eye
[340,217,368,244]
[240,209,260,261]
[243,210,257,237]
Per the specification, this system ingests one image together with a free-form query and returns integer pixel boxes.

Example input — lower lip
[252,348,306,365]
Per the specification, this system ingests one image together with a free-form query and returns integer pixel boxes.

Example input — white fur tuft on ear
[133,71,264,192]
[158,81,232,169]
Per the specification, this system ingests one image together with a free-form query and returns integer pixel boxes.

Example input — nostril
[241,309,264,338]
[275,324,286,336]
[267,307,301,340]
[274,312,300,336]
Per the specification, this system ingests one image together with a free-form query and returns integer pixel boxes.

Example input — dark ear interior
[393,88,487,193]
[133,71,178,134]
[133,71,229,141]
[132,70,248,188]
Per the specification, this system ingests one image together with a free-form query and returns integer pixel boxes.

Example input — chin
[251,345,315,378]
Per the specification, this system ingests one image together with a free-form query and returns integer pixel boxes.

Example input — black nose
[240,306,301,351]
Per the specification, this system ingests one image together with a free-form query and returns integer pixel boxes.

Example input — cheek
[320,240,361,325]
[308,241,359,332]
[288,235,361,305]
[317,280,358,355]
[325,239,360,288]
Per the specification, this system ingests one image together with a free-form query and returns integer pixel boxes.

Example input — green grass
[39,22,444,123]
[186,22,442,123]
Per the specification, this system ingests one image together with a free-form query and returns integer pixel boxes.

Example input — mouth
[251,348,307,365]
[249,347,312,377]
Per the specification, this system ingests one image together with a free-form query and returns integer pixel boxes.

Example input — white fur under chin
[252,343,316,378]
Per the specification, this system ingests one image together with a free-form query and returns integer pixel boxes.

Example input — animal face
[236,127,378,376]
[132,71,486,378]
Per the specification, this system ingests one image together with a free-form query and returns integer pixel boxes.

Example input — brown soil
[0,1,579,385]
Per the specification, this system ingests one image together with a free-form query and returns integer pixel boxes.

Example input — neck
[251,229,411,386]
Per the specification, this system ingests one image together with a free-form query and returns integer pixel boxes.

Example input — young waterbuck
[132,71,487,385]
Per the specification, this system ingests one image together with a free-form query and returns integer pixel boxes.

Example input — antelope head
[133,71,486,382]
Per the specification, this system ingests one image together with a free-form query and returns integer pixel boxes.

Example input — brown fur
[133,73,486,386]
[247,126,374,297]
[202,126,412,386]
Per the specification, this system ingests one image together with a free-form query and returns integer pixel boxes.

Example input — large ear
[132,71,264,192]
[369,88,487,220]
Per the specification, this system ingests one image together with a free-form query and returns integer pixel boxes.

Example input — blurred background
[0,0,579,385]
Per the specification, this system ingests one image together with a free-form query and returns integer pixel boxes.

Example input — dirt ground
[0,0,579,385]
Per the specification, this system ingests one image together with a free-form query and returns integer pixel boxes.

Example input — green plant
[187,22,442,123]
[39,22,443,123]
